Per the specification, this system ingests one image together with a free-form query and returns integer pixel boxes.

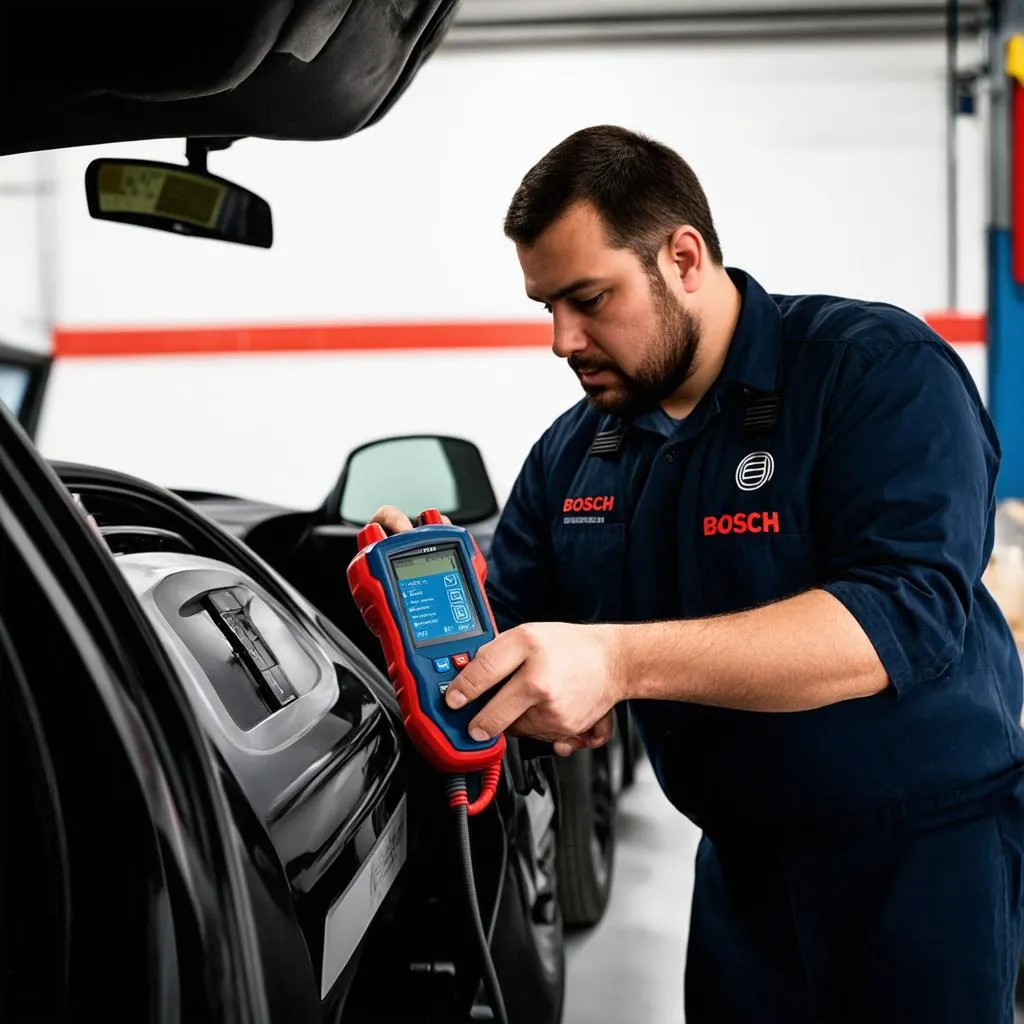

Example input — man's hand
[369,507,619,756]
[445,621,627,754]
[550,711,616,758]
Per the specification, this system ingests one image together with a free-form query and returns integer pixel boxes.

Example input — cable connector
[446,763,501,815]
[446,773,469,809]
[467,761,502,816]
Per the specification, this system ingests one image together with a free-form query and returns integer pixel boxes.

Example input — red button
[452,653,470,670]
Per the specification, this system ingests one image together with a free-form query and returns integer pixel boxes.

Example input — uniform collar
[590,266,783,448]
[716,267,783,395]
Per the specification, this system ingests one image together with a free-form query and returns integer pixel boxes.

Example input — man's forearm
[612,589,890,712]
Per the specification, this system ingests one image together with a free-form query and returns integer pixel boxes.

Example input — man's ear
[666,225,704,293]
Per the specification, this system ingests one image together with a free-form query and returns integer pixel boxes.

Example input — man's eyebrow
[527,277,604,304]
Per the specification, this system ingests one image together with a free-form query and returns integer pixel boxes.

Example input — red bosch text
[704,511,781,536]
[563,495,616,513]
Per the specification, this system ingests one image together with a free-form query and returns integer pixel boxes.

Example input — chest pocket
[550,430,628,623]
[552,522,627,622]
[696,389,819,614]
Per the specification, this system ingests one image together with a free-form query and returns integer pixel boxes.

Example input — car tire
[553,743,616,928]
[488,789,565,1023]
[614,705,635,790]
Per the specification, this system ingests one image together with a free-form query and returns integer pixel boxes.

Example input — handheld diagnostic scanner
[349,510,512,1020]
[346,509,507,781]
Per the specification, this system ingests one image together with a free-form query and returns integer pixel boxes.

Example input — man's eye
[573,293,603,311]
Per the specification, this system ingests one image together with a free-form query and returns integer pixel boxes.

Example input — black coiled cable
[446,774,509,1024]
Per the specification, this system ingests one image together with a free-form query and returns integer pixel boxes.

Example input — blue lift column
[990,0,1024,499]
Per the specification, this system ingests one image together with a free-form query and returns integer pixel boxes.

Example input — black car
[27,455,564,1023]
[0,2,573,1022]
[176,431,646,930]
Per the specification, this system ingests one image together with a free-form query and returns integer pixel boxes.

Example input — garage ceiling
[445,0,988,47]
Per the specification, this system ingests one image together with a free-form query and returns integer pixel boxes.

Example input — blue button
[433,657,452,673]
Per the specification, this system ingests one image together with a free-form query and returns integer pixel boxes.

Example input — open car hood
[0,0,460,156]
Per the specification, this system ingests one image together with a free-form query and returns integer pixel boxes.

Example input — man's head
[504,125,724,416]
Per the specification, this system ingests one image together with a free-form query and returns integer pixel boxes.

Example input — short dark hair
[503,125,723,273]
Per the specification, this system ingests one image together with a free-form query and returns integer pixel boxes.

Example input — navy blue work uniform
[486,269,1024,1022]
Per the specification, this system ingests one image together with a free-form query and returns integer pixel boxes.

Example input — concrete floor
[563,759,701,1024]
[561,760,1024,1024]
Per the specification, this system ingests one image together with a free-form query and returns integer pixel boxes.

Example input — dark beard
[569,277,701,418]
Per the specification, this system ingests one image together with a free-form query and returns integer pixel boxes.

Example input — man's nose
[551,309,589,359]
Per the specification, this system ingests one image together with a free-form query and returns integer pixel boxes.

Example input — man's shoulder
[772,289,942,360]
[766,285,989,424]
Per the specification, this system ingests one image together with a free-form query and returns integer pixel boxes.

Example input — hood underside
[0,0,460,156]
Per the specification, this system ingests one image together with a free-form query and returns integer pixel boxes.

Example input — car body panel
[52,463,414,1006]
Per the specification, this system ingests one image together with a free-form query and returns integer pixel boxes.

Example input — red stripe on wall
[923,312,987,344]
[52,321,554,358]
[51,313,987,358]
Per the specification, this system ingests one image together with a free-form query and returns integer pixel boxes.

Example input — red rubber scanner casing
[347,511,506,774]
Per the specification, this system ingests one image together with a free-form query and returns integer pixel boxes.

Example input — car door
[0,402,272,1024]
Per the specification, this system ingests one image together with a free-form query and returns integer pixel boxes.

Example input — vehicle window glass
[340,438,458,524]
[0,363,31,416]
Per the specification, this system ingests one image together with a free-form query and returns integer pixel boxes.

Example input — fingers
[470,679,559,741]
[586,711,615,748]
[554,737,585,757]
[369,506,453,533]
[370,505,414,534]
[552,712,615,758]
[445,629,530,713]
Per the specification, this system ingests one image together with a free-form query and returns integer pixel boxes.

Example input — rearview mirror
[332,436,499,527]
[84,156,273,248]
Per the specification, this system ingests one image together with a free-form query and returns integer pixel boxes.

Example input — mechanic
[373,125,1024,1022]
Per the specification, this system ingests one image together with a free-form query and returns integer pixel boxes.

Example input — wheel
[608,713,626,797]
[488,786,565,1023]
[616,704,645,790]
[553,742,616,928]
[614,705,634,790]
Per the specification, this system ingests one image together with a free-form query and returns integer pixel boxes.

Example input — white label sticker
[320,796,407,999]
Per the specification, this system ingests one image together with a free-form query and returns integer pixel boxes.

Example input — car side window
[0,363,31,417]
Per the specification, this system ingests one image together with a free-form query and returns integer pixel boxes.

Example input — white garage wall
[0,152,56,354]
[33,37,988,508]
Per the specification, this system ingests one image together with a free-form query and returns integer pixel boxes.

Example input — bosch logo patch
[704,512,780,536]
[736,452,774,492]
[563,495,615,513]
